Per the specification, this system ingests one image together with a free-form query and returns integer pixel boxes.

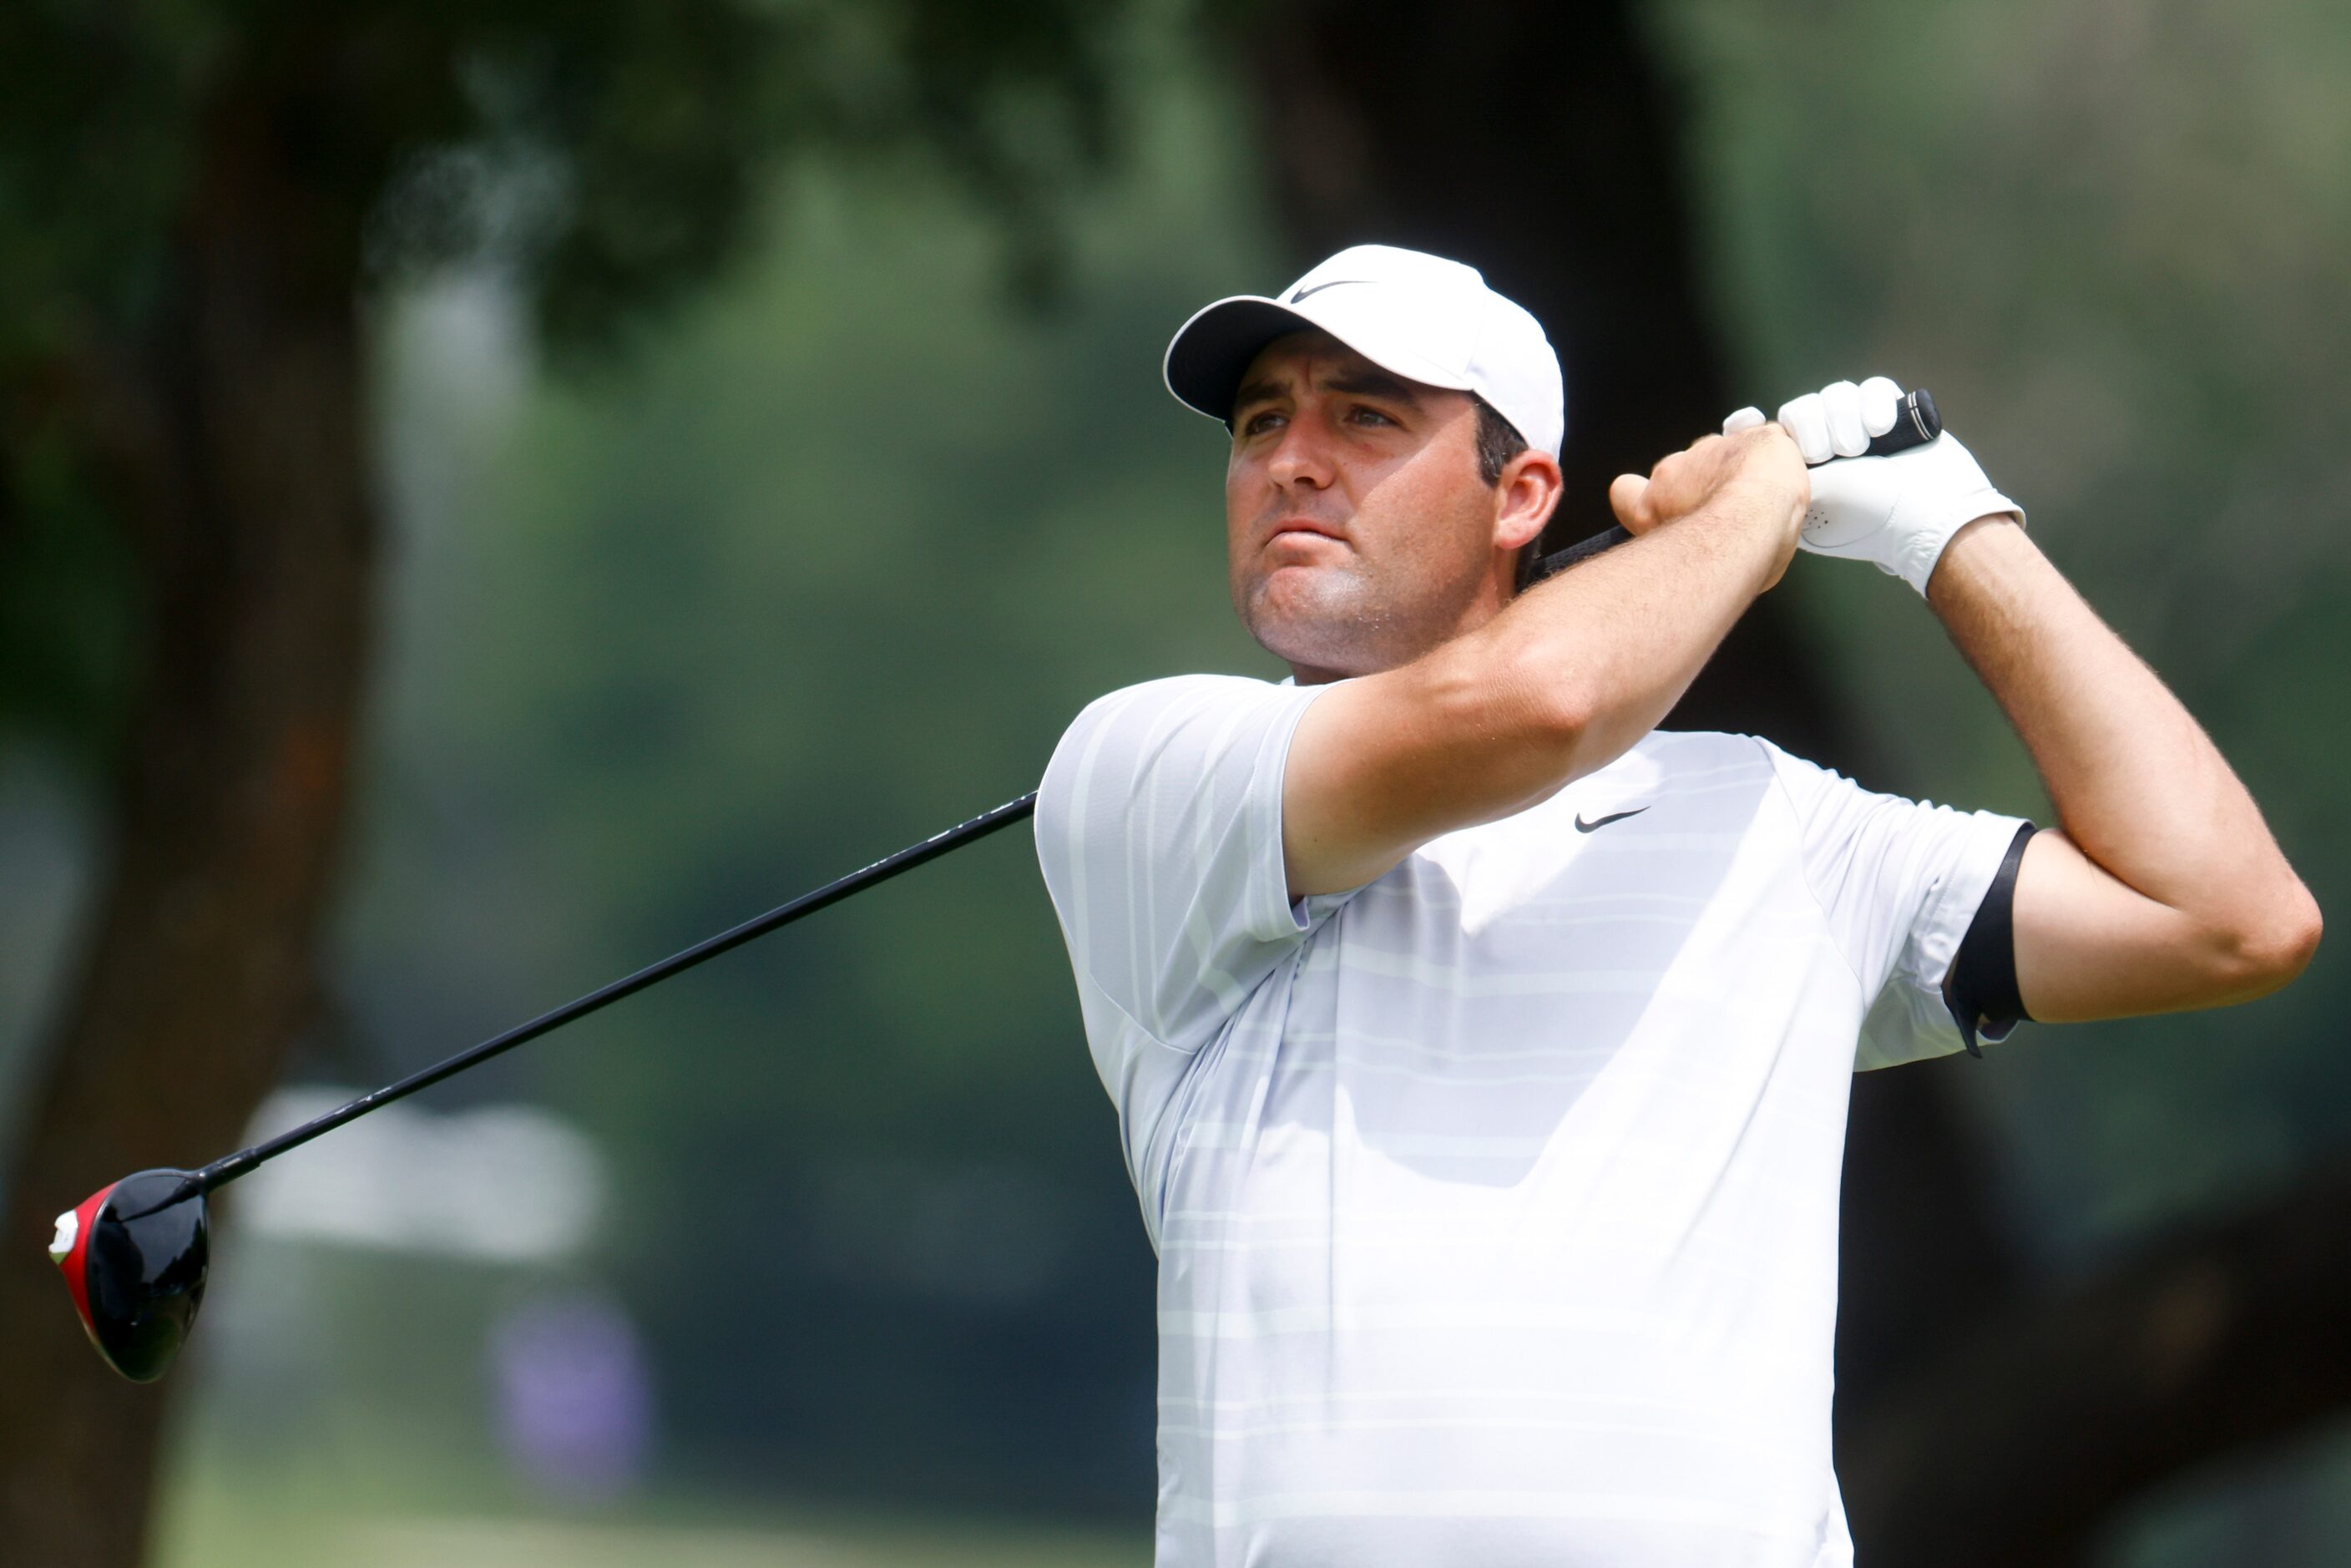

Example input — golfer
[1034,245,2319,1566]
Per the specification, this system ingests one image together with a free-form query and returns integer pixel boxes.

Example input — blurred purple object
[488,1290,655,1500]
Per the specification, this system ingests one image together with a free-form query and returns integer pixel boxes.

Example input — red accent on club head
[53,1181,116,1346]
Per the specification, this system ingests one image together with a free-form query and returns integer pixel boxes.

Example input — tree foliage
[0,0,1121,761]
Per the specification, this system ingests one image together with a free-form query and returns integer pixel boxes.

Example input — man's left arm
[1924,515,2321,1021]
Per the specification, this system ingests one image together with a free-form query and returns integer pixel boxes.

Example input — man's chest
[1158,802,1863,1280]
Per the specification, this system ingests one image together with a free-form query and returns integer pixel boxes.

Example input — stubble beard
[1238,552,1479,680]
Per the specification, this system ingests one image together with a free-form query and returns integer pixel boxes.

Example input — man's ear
[1494,448,1565,553]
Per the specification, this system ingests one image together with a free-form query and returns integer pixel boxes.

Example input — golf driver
[52,792,1039,1381]
[51,387,1945,1383]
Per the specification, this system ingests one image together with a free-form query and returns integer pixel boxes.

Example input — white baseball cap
[1163,243,1565,457]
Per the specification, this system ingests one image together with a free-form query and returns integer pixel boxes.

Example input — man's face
[1225,331,1509,681]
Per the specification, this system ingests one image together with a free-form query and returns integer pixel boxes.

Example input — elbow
[1530,680,1595,756]
[1493,640,1595,753]
[2264,882,2325,984]
[1459,638,1591,760]
[2206,880,2323,1000]
[1425,641,1595,818]
[1514,671,1598,782]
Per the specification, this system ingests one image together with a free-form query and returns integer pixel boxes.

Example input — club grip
[1867,387,1940,458]
[1530,388,1941,582]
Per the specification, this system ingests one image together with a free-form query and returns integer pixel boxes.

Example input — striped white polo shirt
[1035,673,2026,1568]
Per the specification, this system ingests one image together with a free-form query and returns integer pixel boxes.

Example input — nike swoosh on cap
[1288,279,1375,303]
[1575,807,1649,832]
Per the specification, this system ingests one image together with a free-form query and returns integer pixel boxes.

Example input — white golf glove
[1722,377,2024,595]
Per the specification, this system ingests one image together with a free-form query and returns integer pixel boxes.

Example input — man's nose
[1267,417,1334,490]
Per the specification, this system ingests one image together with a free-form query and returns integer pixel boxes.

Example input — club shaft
[194,791,1040,1193]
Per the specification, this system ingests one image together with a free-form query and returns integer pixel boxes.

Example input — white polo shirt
[1034,674,2028,1568]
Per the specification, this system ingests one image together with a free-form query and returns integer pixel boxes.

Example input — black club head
[51,1169,210,1383]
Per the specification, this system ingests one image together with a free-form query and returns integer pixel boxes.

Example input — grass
[154,1486,1146,1568]
[153,1435,1146,1568]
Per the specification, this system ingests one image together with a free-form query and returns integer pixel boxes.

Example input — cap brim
[1163,297,1318,424]
[1163,294,1479,427]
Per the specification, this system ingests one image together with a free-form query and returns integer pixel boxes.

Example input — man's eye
[1349,405,1397,427]
[1240,411,1284,437]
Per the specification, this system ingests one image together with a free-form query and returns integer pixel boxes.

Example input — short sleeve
[1759,738,2030,1070]
[1034,675,1329,1056]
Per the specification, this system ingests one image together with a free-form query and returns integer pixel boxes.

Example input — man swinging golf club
[1033,244,2322,1565]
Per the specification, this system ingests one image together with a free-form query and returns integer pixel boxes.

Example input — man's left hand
[1722,377,2025,595]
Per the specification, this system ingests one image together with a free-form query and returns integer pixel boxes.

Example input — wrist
[1924,510,2029,606]
[1716,474,1805,579]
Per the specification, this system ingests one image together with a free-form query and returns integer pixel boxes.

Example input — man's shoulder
[1049,672,1316,770]
[1038,671,1320,842]
[1620,726,1787,779]
[1644,729,1882,808]
[1066,670,1292,727]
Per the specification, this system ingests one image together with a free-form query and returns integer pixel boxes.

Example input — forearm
[1928,516,2317,958]
[1313,489,1781,821]
[1282,424,1806,898]
[1283,467,1794,896]
[1490,476,1795,779]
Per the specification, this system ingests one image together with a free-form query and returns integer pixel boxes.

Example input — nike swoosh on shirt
[1288,279,1373,302]
[1574,807,1650,832]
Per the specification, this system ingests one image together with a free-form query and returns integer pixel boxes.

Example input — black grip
[1868,387,1940,458]
[1529,388,1940,584]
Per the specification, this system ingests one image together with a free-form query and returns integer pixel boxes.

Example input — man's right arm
[1282,425,1811,897]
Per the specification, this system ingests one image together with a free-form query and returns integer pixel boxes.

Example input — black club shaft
[162,792,1039,1209]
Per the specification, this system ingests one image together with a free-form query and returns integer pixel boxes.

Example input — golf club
[51,387,1944,1383]
[51,792,1039,1381]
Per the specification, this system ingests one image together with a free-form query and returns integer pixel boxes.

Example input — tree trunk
[1238,0,1858,769]
[0,94,375,1567]
[1229,0,2026,1546]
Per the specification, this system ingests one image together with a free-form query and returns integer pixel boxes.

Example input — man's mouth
[1269,518,1348,545]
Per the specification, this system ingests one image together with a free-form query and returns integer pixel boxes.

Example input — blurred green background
[3,1,2345,1564]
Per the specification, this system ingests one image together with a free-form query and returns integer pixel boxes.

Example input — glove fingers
[1722,405,1767,436]
[1777,392,1833,464]
[1823,381,1869,458]
[1859,376,1903,438]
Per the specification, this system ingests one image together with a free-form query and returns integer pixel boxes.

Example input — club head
[50,1169,210,1383]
